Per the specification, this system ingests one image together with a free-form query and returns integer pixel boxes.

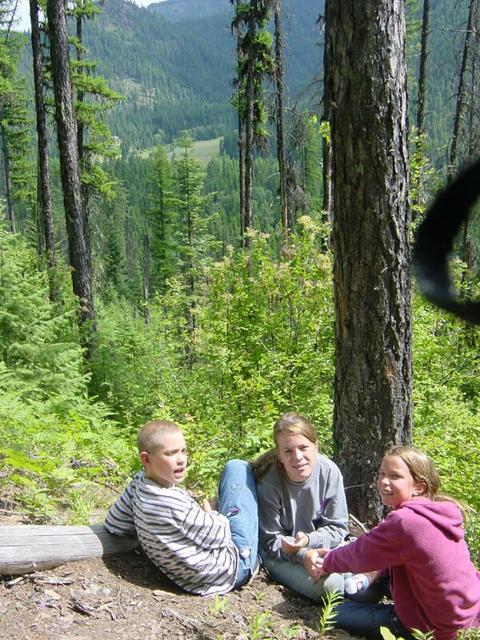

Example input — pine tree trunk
[274,0,288,235]
[30,0,57,302]
[233,0,246,244]
[47,0,95,342]
[244,2,257,242]
[449,0,479,173]
[321,13,333,229]
[416,0,430,137]
[142,233,151,325]
[326,0,412,524]
[238,114,246,241]
[1,121,15,233]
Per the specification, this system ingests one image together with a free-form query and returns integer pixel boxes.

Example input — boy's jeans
[218,460,259,588]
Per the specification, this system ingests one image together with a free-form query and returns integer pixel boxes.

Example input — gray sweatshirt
[257,453,349,564]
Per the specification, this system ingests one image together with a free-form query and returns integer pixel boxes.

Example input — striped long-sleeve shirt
[104,471,239,595]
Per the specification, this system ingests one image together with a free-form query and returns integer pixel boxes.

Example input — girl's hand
[303,549,326,581]
[281,531,310,554]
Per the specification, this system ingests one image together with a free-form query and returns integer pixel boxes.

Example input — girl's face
[377,455,426,508]
[276,432,317,482]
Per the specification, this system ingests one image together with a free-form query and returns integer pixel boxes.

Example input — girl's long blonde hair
[251,412,317,481]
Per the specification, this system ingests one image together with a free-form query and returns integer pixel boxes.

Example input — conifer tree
[326,0,412,523]
[173,132,218,368]
[231,0,274,243]
[29,0,57,302]
[148,145,175,294]
[71,0,122,207]
[273,0,288,235]
[0,5,34,233]
[47,0,95,347]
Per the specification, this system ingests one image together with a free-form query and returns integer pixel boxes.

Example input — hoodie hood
[400,497,464,542]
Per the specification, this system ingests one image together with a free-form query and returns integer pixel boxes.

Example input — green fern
[318,590,343,637]
[381,627,435,640]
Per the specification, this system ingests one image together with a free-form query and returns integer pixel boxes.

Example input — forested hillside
[84,0,320,150]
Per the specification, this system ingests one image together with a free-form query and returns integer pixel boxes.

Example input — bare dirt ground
[0,552,354,640]
[0,511,353,640]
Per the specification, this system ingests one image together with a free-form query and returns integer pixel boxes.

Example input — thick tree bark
[274,0,288,235]
[326,0,412,524]
[47,0,95,339]
[30,0,57,302]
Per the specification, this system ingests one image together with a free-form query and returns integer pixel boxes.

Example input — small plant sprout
[381,627,435,640]
[207,594,229,616]
[456,629,480,640]
[248,610,273,639]
[251,589,266,604]
[282,623,303,639]
[318,589,343,637]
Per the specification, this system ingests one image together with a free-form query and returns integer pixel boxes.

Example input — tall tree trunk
[274,0,288,235]
[326,0,412,524]
[243,1,257,242]
[142,233,151,326]
[47,0,95,345]
[321,12,333,229]
[416,0,430,137]
[233,0,247,244]
[75,6,90,225]
[30,0,57,302]
[411,0,431,219]
[1,121,15,233]
[238,113,246,241]
[449,0,479,174]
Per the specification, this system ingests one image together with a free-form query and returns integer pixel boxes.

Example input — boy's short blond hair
[137,420,181,453]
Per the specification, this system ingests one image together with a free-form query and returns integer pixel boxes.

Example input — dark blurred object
[412,159,480,323]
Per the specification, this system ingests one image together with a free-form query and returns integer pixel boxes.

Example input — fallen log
[0,525,138,576]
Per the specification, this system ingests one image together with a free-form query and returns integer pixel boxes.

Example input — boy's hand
[281,531,310,554]
[202,498,218,512]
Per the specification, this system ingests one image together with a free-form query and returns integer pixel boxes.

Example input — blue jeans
[335,576,413,639]
[261,553,345,602]
[218,460,259,588]
[334,601,413,639]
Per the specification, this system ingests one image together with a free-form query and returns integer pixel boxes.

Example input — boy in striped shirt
[105,420,258,595]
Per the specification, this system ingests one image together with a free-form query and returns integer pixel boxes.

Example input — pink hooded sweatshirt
[322,498,480,640]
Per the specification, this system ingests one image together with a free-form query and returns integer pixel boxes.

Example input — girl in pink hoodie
[309,446,480,640]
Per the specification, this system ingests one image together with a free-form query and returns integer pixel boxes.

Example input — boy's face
[140,431,187,488]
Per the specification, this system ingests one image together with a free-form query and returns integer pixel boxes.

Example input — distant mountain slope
[148,0,230,22]
[84,0,322,151]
